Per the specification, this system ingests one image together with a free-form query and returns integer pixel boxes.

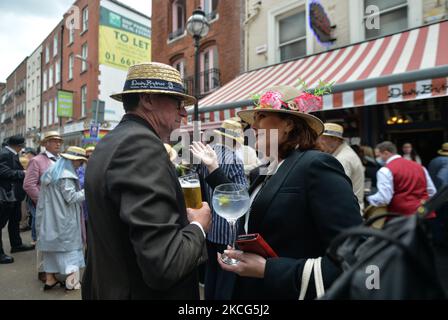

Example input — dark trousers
[0,202,23,254]
[204,240,236,300]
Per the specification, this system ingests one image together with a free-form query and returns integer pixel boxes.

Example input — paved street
[0,230,81,300]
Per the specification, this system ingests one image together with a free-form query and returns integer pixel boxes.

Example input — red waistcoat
[386,157,434,217]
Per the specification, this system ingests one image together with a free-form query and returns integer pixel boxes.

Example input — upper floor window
[45,45,50,64]
[81,85,87,118]
[49,65,53,88]
[54,97,59,124]
[82,6,89,32]
[69,20,75,44]
[55,61,61,84]
[364,0,408,39]
[278,10,306,62]
[202,0,219,20]
[69,54,74,80]
[170,0,186,40]
[53,34,58,57]
[43,70,47,92]
[172,58,186,79]
[200,46,219,94]
[81,43,88,72]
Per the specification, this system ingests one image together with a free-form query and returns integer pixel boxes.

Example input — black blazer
[0,147,25,203]
[82,114,206,300]
[206,149,362,299]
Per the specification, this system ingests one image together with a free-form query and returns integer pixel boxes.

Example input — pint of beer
[179,173,202,209]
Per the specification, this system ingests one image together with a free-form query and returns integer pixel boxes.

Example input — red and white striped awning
[197,20,448,123]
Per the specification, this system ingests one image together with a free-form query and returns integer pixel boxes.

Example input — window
[170,0,186,39]
[55,61,60,84]
[81,85,87,118]
[82,6,89,32]
[49,66,53,88]
[364,0,408,39]
[278,11,306,62]
[53,34,58,57]
[200,46,219,94]
[45,45,50,64]
[43,70,47,92]
[69,54,74,80]
[81,43,88,72]
[202,0,219,20]
[43,102,47,127]
[69,20,75,44]
[172,58,186,79]
[54,97,58,123]
[48,100,53,125]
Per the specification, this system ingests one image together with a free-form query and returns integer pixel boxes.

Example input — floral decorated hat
[237,84,328,135]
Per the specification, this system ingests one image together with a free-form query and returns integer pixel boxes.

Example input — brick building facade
[152,0,244,109]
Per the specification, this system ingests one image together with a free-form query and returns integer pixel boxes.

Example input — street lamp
[186,7,210,126]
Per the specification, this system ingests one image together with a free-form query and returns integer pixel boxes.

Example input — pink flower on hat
[259,91,283,110]
[293,93,323,113]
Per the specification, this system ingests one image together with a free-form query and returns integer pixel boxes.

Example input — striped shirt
[198,144,248,244]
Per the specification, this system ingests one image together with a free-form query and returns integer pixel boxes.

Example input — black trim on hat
[324,129,343,137]
[123,79,185,94]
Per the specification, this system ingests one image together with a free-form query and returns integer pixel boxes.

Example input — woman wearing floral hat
[191,84,362,299]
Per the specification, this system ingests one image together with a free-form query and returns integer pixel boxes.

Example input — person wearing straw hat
[428,142,448,247]
[35,147,87,291]
[82,62,211,300]
[23,130,63,282]
[191,118,248,300]
[318,123,365,213]
[193,84,362,299]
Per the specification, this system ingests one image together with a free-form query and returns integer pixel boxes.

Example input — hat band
[123,79,185,94]
[324,129,343,138]
[65,151,85,158]
[216,128,242,139]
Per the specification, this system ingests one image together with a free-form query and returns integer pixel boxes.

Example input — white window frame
[349,0,422,43]
[48,100,53,125]
[54,97,58,124]
[81,43,88,72]
[201,0,219,21]
[172,0,186,34]
[267,0,311,65]
[69,21,75,44]
[82,6,89,32]
[53,34,58,57]
[43,70,47,92]
[81,85,87,118]
[43,102,48,127]
[45,46,50,64]
[172,58,186,79]
[48,66,53,88]
[55,61,60,84]
[200,46,219,94]
[69,54,74,80]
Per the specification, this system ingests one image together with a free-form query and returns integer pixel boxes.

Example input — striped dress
[198,144,248,244]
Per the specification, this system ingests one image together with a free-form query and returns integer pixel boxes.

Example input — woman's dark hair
[277,113,320,159]
[401,142,418,161]
[122,93,141,112]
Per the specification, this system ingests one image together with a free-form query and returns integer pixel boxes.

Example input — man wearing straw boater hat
[23,131,63,281]
[83,62,211,300]
[318,123,365,213]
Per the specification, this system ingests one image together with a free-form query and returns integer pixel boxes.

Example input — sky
[0,0,151,82]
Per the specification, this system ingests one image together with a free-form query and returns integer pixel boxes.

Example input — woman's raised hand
[190,141,219,173]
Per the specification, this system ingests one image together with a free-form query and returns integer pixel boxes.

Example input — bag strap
[299,258,325,300]
[313,257,325,298]
[299,259,314,300]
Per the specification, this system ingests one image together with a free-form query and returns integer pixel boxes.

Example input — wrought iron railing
[183,68,221,99]
[168,27,185,41]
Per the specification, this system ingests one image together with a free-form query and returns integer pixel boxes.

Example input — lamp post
[186,8,209,136]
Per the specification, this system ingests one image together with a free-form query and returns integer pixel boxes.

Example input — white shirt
[5,146,18,155]
[367,155,436,207]
[190,221,206,238]
[45,151,58,160]
[244,159,285,233]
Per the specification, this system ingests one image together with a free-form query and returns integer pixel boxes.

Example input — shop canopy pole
[188,65,448,115]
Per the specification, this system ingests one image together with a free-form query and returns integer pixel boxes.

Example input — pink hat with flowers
[238,82,331,135]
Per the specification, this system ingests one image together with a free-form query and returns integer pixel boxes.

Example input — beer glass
[212,183,250,265]
[179,173,202,209]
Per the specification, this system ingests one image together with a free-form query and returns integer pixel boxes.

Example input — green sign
[57,90,73,117]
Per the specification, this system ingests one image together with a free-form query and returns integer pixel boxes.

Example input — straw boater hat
[164,143,178,162]
[322,123,344,139]
[41,131,63,145]
[60,146,88,161]
[85,146,95,153]
[438,142,448,156]
[237,85,324,135]
[213,118,244,144]
[110,62,196,106]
